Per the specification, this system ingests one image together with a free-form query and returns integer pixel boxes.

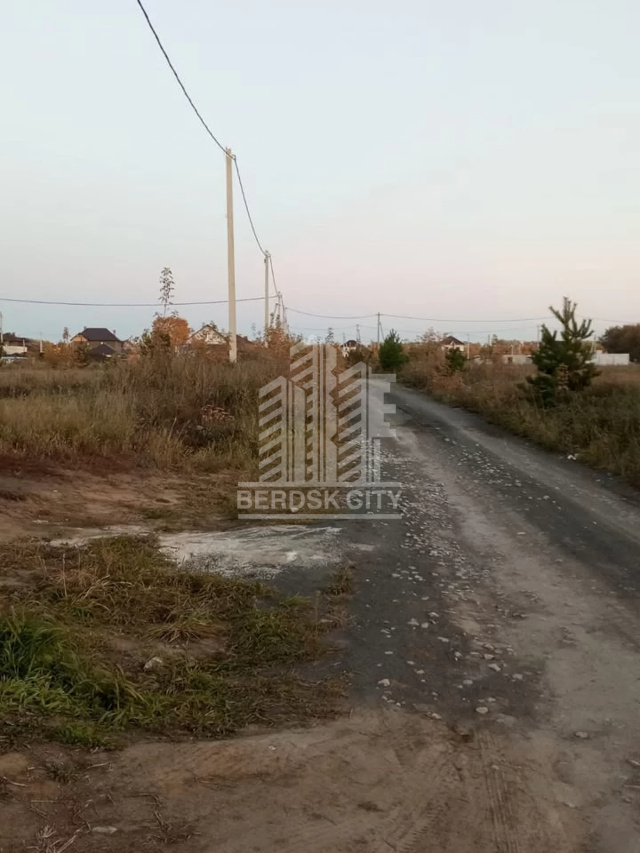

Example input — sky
[1,0,639,344]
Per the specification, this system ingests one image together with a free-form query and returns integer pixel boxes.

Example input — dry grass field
[0,354,285,472]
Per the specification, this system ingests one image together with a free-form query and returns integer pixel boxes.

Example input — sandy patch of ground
[0,464,232,542]
[0,709,580,853]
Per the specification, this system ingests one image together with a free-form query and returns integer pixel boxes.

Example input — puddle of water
[158,526,343,578]
[50,525,343,579]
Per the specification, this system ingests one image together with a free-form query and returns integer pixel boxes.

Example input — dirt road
[4,386,640,852]
[337,385,640,852]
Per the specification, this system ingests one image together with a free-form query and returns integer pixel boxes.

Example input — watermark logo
[237,340,402,519]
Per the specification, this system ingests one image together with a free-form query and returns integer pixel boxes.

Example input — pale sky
[1,0,639,344]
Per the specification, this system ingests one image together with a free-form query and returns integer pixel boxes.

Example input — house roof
[89,343,116,357]
[442,335,465,346]
[188,324,226,341]
[77,328,120,342]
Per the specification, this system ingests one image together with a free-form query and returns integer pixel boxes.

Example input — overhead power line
[134,0,226,154]
[286,307,553,323]
[135,0,270,266]
[268,255,280,297]
[234,159,266,256]
[382,313,553,323]
[0,296,273,308]
[287,308,379,320]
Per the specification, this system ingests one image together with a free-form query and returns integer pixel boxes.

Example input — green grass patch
[0,536,344,745]
[326,565,355,597]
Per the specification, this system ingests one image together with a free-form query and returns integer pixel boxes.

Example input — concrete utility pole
[377,313,382,349]
[225,148,237,364]
[264,250,270,344]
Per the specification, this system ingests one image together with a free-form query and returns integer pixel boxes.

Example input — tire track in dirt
[478,731,523,853]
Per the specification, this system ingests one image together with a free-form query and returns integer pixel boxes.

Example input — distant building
[121,338,138,357]
[71,327,123,358]
[180,326,261,359]
[501,354,532,366]
[1,334,29,357]
[187,324,227,346]
[441,335,466,352]
[591,352,630,366]
[342,339,359,355]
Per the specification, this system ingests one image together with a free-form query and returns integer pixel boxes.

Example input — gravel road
[334,384,640,852]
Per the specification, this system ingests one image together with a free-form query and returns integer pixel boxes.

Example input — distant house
[501,354,532,366]
[71,328,123,358]
[187,324,227,347]
[342,339,359,354]
[121,338,139,357]
[1,334,29,357]
[441,335,466,352]
[180,326,262,360]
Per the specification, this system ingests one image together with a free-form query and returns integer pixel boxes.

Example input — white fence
[590,352,630,366]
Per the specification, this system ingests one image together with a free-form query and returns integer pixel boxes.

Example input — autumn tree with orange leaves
[152,315,191,347]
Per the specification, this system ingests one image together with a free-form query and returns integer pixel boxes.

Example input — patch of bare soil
[0,710,580,853]
[0,467,233,542]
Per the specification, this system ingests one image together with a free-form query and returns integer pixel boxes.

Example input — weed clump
[0,536,344,744]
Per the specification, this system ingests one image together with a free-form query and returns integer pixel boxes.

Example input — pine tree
[378,330,408,371]
[445,348,466,372]
[528,298,598,404]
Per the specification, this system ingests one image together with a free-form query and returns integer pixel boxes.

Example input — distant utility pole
[225,148,237,364]
[356,324,361,344]
[377,313,382,348]
[466,333,470,359]
[263,251,270,344]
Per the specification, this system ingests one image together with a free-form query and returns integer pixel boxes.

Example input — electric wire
[134,0,226,154]
[0,296,272,307]
[233,158,267,256]
[135,0,272,270]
